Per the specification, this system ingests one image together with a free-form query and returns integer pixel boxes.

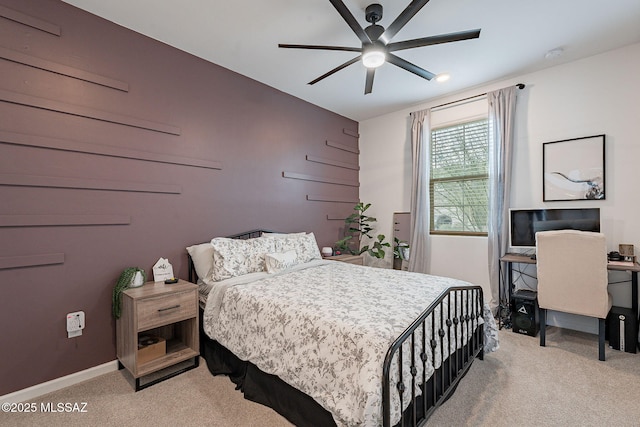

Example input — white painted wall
[360,42,640,333]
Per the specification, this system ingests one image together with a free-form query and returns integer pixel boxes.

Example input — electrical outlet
[66,311,85,338]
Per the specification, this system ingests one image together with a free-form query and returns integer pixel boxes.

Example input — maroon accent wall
[0,0,358,395]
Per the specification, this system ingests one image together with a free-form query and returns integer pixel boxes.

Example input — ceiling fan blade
[386,53,436,81]
[364,68,375,94]
[328,0,371,45]
[279,44,361,52]
[380,0,431,44]
[308,56,362,85]
[387,29,481,52]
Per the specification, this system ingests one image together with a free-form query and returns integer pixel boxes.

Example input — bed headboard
[226,229,272,240]
[187,229,274,283]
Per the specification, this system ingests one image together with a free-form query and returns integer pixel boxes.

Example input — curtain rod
[430,83,525,112]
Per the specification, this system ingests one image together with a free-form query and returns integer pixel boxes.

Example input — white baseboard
[0,360,119,403]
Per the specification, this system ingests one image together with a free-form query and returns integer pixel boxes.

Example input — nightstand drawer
[137,290,196,331]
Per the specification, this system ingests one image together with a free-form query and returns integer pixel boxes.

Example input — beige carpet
[1,327,639,427]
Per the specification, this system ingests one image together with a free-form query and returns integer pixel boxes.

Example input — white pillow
[264,250,299,274]
[274,232,322,263]
[186,243,214,281]
[210,236,276,281]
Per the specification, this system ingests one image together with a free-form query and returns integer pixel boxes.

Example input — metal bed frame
[382,286,484,426]
[188,229,484,427]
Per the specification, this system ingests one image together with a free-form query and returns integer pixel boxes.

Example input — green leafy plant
[112,267,146,319]
[335,202,390,259]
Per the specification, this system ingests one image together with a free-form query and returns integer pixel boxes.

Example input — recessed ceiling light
[545,47,564,59]
[435,73,450,83]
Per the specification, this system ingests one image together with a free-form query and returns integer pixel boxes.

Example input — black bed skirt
[202,332,337,427]
[199,320,478,427]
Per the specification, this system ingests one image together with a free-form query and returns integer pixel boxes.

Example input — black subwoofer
[607,306,638,354]
[512,290,539,337]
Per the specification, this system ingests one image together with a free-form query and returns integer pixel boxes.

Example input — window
[430,119,489,235]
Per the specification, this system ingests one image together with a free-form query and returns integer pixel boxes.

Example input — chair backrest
[535,230,610,318]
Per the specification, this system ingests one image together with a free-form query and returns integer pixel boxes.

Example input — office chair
[536,230,612,361]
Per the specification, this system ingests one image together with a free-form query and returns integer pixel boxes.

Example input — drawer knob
[157,304,180,312]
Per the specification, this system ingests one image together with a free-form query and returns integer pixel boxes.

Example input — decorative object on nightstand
[321,246,333,257]
[137,334,166,364]
[116,279,199,391]
[392,212,411,270]
[152,257,174,282]
[393,237,410,270]
[112,267,146,319]
[334,202,390,259]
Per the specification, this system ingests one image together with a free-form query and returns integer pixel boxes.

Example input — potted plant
[335,202,390,259]
[112,267,146,319]
[393,237,410,270]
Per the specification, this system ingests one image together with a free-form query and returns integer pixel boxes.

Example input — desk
[499,253,639,333]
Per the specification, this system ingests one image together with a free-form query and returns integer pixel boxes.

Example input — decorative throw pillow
[186,243,214,281]
[274,232,322,263]
[264,250,299,274]
[210,237,276,281]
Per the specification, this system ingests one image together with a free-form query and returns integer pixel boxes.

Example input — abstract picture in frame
[542,134,605,201]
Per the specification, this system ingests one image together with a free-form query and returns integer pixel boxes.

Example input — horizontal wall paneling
[343,128,359,138]
[0,173,182,194]
[0,5,60,36]
[326,140,359,154]
[0,214,131,227]
[0,0,360,396]
[0,89,180,135]
[0,253,64,270]
[283,171,359,187]
[0,131,222,170]
[0,47,129,92]
[306,155,359,171]
[307,194,359,203]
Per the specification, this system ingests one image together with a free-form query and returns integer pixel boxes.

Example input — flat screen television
[509,208,600,249]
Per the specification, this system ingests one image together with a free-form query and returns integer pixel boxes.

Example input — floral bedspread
[203,261,498,426]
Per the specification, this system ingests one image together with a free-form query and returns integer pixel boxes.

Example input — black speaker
[512,290,539,337]
[607,306,638,354]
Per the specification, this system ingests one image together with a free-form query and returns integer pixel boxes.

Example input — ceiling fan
[278,0,481,94]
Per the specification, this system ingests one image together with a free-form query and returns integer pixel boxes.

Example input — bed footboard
[382,286,484,427]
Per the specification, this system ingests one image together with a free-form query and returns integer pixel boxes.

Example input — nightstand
[325,254,364,265]
[116,279,199,391]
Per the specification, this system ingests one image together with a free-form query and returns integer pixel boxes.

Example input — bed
[187,230,498,427]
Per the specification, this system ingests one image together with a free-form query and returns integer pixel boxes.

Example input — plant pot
[130,270,145,288]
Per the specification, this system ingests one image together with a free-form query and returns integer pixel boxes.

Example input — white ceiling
[61,0,640,122]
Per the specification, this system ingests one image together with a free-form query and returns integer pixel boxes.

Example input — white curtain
[408,109,431,274]
[487,87,517,313]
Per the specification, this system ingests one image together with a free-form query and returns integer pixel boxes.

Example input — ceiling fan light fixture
[279,1,482,94]
[362,48,386,68]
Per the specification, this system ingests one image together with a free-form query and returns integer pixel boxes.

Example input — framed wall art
[542,134,605,201]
